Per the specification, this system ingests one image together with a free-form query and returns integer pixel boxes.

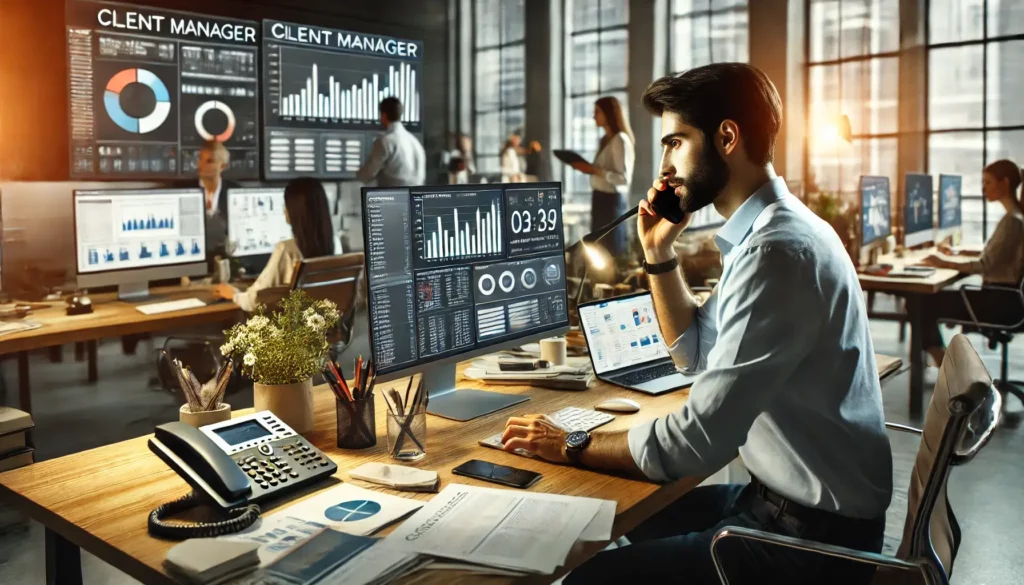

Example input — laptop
[578,292,697,395]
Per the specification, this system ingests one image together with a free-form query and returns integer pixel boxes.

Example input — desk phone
[148,412,337,539]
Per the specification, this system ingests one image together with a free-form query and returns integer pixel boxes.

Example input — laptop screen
[578,293,671,375]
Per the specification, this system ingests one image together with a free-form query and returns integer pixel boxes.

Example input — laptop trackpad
[633,373,695,394]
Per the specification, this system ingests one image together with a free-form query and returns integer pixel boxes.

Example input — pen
[328,361,353,402]
[359,360,371,397]
[354,355,364,396]
[366,362,377,398]
[336,362,354,400]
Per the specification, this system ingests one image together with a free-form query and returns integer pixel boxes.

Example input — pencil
[328,361,353,402]
[354,355,364,396]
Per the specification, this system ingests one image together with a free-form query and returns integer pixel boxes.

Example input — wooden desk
[858,248,966,416]
[0,286,242,414]
[0,373,702,585]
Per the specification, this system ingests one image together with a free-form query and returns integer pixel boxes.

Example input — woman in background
[213,177,341,312]
[570,96,635,256]
[920,159,1024,365]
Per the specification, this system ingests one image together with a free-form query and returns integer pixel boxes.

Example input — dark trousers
[590,189,629,258]
[566,481,885,585]
[920,287,1024,351]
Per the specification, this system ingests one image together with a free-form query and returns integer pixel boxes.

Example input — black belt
[748,476,884,534]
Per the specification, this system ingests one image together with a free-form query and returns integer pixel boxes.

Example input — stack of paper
[273,483,424,536]
[382,483,616,575]
[165,538,260,585]
[349,462,440,493]
[465,355,594,390]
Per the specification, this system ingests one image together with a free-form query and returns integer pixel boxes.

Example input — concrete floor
[0,304,1021,584]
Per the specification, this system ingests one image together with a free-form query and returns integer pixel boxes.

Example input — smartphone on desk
[453,459,542,489]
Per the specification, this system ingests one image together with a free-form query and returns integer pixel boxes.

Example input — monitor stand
[423,362,529,422]
[118,281,153,303]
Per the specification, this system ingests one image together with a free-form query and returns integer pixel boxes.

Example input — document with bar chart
[262,20,423,179]
[412,189,505,268]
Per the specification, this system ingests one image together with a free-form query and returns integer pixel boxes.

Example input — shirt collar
[714,177,789,255]
[386,122,405,134]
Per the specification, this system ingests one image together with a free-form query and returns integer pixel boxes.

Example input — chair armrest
[959,283,1024,330]
[885,422,923,435]
[710,526,927,585]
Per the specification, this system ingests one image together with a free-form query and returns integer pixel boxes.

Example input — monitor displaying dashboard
[73,188,206,275]
[66,1,260,179]
[860,176,891,247]
[262,21,424,179]
[363,183,568,375]
[226,187,291,257]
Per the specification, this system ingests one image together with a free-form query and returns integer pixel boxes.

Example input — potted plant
[221,291,340,434]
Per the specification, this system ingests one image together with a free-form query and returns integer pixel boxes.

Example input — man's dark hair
[380,97,402,122]
[641,63,782,166]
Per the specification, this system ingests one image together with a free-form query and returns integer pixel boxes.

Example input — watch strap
[643,255,679,275]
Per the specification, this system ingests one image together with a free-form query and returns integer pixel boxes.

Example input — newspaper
[220,514,325,567]
[383,483,607,574]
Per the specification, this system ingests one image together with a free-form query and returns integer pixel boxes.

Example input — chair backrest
[288,253,365,343]
[895,334,997,580]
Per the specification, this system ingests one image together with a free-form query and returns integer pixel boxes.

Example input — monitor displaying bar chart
[413,189,505,267]
[262,20,423,179]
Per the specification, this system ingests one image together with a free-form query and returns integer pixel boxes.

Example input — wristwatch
[564,430,591,465]
[643,255,679,275]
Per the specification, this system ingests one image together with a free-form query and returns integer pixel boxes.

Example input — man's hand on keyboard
[501,415,569,464]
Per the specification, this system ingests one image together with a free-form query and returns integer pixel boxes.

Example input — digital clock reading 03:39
[505,187,563,258]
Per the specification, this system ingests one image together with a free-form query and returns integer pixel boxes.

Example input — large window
[927,0,1024,243]
[564,0,629,202]
[805,0,900,197]
[669,0,749,73]
[473,0,526,174]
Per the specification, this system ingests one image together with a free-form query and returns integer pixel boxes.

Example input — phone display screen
[213,420,272,446]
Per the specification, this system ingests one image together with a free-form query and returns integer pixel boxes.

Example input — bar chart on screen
[277,47,420,123]
[413,189,505,267]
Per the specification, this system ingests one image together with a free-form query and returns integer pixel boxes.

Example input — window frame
[666,0,750,75]
[471,0,527,175]
[925,0,1024,240]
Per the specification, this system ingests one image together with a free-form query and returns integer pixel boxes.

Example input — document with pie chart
[278,483,424,536]
[67,1,260,179]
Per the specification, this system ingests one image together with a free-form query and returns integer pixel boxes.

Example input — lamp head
[581,241,608,270]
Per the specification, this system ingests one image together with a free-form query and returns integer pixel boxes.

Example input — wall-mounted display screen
[67,0,260,179]
[262,20,423,179]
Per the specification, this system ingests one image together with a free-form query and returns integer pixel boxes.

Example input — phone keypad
[231,438,336,500]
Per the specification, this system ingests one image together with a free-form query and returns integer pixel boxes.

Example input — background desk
[858,248,966,417]
[0,286,242,415]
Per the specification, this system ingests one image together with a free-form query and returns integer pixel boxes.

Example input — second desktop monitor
[363,183,568,376]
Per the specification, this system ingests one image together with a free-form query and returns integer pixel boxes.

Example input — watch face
[566,430,589,449]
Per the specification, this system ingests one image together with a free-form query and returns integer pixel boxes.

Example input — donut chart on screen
[194,100,236,142]
[103,68,171,134]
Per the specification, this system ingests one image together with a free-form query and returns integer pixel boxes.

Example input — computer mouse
[595,398,641,413]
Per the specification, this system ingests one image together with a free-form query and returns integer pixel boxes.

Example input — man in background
[193,140,239,259]
[357,97,425,186]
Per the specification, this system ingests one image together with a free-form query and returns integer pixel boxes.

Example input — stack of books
[0,407,34,472]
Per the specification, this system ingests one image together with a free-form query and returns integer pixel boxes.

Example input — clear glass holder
[386,405,427,462]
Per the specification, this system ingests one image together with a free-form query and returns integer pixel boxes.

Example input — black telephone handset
[150,422,251,509]
[651,183,686,224]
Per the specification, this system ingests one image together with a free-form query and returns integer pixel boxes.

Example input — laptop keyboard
[611,363,679,386]
[479,407,615,457]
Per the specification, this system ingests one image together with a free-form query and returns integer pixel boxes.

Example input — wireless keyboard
[479,406,615,457]
[136,298,207,315]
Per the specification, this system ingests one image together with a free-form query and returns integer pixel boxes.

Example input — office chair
[710,334,1000,585]
[942,276,1024,412]
[288,253,365,358]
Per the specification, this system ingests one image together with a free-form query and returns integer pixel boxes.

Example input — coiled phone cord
[148,491,261,540]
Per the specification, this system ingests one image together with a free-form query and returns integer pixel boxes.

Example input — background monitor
[904,173,935,248]
[74,188,208,300]
[938,174,963,243]
[66,1,260,179]
[227,187,292,273]
[362,182,569,421]
[262,21,424,179]
[860,175,892,248]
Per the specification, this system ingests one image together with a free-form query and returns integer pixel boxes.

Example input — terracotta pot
[179,402,231,428]
[254,378,314,434]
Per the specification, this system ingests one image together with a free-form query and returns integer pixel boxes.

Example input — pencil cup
[387,405,427,462]
[336,394,377,449]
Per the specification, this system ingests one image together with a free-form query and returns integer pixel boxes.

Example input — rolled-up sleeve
[628,245,821,482]
[666,289,719,374]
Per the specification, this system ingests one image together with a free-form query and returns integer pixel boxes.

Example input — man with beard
[500,64,893,583]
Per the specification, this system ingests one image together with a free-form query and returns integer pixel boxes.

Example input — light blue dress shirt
[628,177,893,520]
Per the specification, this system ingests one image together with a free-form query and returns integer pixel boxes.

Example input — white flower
[305,313,326,331]
[243,353,256,366]
[248,315,270,330]
[219,342,233,356]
